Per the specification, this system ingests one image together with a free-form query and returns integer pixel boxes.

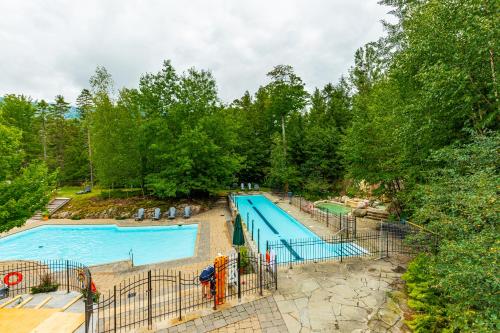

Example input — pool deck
[262,192,378,235]
[1,202,234,292]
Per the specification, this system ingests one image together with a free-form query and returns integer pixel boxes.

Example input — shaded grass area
[52,186,218,219]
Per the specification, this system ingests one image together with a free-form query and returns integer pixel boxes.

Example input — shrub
[31,274,59,294]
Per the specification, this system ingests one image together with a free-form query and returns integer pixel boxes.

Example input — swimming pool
[234,195,366,262]
[0,224,198,266]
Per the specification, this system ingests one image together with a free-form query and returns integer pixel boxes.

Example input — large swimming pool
[234,195,366,262]
[0,224,198,266]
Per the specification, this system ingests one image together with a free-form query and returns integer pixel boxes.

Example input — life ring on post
[4,272,23,286]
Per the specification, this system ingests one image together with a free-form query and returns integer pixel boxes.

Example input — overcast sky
[0,0,392,104]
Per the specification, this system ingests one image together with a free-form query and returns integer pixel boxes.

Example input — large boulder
[353,208,368,217]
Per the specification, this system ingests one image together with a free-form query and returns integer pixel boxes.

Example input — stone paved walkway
[160,296,286,333]
[274,258,410,333]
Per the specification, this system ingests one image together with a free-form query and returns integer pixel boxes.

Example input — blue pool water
[0,224,198,266]
[234,195,366,262]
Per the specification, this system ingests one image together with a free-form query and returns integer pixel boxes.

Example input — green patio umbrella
[232,214,245,246]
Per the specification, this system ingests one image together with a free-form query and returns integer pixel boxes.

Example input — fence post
[237,252,241,301]
[299,197,302,211]
[274,255,278,291]
[84,269,92,333]
[178,271,182,320]
[246,212,249,230]
[66,260,70,293]
[326,212,329,228]
[251,220,254,241]
[386,231,389,258]
[113,285,117,332]
[259,254,263,296]
[257,229,260,253]
[340,234,343,263]
[147,270,152,329]
[289,239,293,269]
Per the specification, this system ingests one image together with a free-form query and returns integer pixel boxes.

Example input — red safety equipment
[4,272,23,286]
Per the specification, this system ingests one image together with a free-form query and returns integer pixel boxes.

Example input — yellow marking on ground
[0,294,22,308]
[31,311,85,333]
[61,294,82,311]
[34,296,52,309]
[15,296,34,308]
[0,308,58,333]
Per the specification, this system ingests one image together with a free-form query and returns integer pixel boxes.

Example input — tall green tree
[76,88,95,187]
[265,65,309,192]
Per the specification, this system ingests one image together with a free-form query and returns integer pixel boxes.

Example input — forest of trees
[0,0,498,331]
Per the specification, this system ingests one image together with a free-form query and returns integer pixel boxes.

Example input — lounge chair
[248,183,252,190]
[254,183,260,191]
[240,183,245,191]
[184,206,192,219]
[168,207,176,219]
[76,185,91,195]
[152,208,161,220]
[134,208,145,221]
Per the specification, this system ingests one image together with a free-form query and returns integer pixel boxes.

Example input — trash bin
[288,192,293,204]
[0,284,9,299]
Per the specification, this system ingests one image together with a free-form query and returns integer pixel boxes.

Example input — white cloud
[0,0,391,104]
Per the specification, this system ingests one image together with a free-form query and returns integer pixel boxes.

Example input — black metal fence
[90,251,277,333]
[289,195,357,235]
[268,222,436,267]
[0,259,93,332]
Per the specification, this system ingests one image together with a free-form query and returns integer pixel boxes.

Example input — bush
[81,288,100,303]
[99,188,143,199]
[31,274,59,294]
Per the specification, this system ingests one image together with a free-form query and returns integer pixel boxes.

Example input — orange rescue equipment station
[214,255,228,305]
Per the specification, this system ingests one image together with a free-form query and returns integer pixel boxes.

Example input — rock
[353,208,368,217]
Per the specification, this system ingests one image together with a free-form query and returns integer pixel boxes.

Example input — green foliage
[403,134,499,332]
[0,163,55,232]
[31,273,59,294]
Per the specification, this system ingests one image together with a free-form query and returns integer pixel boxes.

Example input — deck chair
[168,207,176,219]
[248,183,252,190]
[240,183,245,191]
[254,183,260,191]
[184,206,191,219]
[134,208,145,221]
[152,208,161,221]
[76,185,91,195]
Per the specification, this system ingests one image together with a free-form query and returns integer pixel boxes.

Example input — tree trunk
[281,114,289,194]
[87,126,94,188]
[489,48,499,109]
[41,118,47,161]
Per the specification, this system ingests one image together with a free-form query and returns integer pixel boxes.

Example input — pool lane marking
[252,206,279,234]
[279,239,303,261]
[247,199,253,205]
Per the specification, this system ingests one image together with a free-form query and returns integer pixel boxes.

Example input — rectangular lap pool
[234,195,366,263]
[0,224,198,266]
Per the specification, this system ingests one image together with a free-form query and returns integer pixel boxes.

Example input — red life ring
[4,272,23,286]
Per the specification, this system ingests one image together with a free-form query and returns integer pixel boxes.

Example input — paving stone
[213,319,227,329]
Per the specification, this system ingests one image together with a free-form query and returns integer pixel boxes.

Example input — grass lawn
[316,202,351,214]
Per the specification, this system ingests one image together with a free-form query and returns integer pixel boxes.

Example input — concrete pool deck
[1,201,234,292]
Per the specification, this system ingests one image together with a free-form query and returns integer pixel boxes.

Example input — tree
[0,94,41,162]
[36,100,49,161]
[76,88,95,187]
[265,65,309,192]
[46,95,69,175]
[0,115,55,232]
[403,134,499,332]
